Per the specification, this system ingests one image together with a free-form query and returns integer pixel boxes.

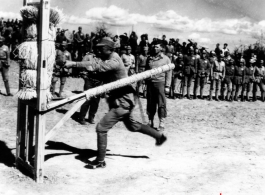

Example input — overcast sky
[1,0,265,50]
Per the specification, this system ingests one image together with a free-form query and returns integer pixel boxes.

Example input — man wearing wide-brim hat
[64,37,167,169]
[0,36,12,96]
[51,41,72,98]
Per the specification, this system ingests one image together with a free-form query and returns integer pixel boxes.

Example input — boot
[215,90,219,101]
[253,92,257,102]
[235,91,239,101]
[200,88,204,99]
[96,132,107,162]
[86,132,107,169]
[187,87,191,99]
[4,81,12,96]
[209,90,213,101]
[158,118,165,131]
[193,88,197,99]
[138,124,167,146]
[226,91,231,101]
[241,91,245,102]
[147,119,154,128]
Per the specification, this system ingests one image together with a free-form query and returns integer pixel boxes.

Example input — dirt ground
[1,61,265,195]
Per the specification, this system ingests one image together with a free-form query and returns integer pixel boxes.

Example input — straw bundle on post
[16,5,63,102]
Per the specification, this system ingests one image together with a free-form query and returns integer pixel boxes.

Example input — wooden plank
[45,99,86,143]
[46,64,175,111]
[34,0,50,184]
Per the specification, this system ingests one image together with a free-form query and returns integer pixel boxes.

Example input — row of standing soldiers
[170,47,265,102]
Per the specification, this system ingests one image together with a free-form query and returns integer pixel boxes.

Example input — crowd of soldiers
[1,20,265,124]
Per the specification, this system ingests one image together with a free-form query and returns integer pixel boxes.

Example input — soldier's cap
[143,46,148,51]
[60,41,68,46]
[0,36,5,42]
[202,50,207,54]
[96,37,115,48]
[211,51,216,55]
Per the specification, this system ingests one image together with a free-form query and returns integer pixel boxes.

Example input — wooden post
[16,0,33,169]
[34,0,50,183]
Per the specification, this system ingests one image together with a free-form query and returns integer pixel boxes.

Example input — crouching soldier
[242,59,255,101]
[221,59,235,101]
[0,36,12,96]
[51,41,72,98]
[194,50,210,99]
[233,59,245,101]
[253,59,265,102]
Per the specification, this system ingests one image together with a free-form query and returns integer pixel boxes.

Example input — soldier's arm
[222,64,226,78]
[145,57,151,71]
[68,52,72,61]
[72,58,119,73]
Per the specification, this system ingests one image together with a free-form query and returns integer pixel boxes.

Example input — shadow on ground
[45,141,149,164]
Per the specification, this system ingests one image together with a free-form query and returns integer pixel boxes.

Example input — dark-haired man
[145,43,172,130]
[64,37,167,169]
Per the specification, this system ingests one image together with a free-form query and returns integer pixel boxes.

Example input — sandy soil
[0,61,265,195]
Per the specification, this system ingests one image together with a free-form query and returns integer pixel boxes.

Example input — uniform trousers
[79,79,101,120]
[146,81,167,120]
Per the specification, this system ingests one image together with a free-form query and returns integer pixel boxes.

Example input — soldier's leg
[221,81,224,100]
[173,75,178,98]
[253,82,257,101]
[90,107,126,168]
[241,83,246,102]
[246,83,252,101]
[200,77,206,99]
[260,81,265,102]
[88,96,101,124]
[58,76,66,97]
[209,79,214,101]
[193,76,199,99]
[187,76,192,99]
[2,66,12,96]
[227,82,232,101]
[146,83,157,127]
[182,76,187,98]
[123,111,165,143]
[155,82,167,130]
[215,79,220,101]
[235,84,240,101]
[51,76,59,95]
[79,100,91,125]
